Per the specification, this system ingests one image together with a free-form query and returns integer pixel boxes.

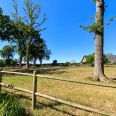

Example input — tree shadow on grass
[37,68,67,75]
[111,78,116,82]
[13,68,68,75]
[36,101,78,116]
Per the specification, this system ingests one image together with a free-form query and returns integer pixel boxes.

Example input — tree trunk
[39,59,42,66]
[19,55,22,68]
[26,35,31,68]
[94,0,108,81]
[33,58,37,66]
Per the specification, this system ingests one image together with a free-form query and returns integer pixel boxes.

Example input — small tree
[0,45,16,59]
[70,60,77,66]
[86,53,108,67]
[86,53,94,67]
[52,60,57,65]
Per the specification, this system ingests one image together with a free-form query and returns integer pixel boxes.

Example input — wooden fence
[0,70,116,116]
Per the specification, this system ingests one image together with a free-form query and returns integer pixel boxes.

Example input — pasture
[1,65,116,116]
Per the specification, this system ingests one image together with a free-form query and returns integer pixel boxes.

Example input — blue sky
[0,0,116,63]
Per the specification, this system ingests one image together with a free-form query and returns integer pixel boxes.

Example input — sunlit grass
[1,65,116,115]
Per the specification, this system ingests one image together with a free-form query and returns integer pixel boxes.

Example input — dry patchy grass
[1,65,116,116]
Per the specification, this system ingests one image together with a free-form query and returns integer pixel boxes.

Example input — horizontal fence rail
[0,82,115,116]
[0,83,32,94]
[36,74,116,88]
[1,71,116,88]
[0,71,116,116]
[1,71,33,76]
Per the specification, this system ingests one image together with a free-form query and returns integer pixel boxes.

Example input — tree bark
[19,55,22,68]
[94,0,108,81]
[39,58,42,66]
[33,58,37,66]
[26,35,31,68]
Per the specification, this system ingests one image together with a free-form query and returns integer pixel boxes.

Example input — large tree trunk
[94,0,108,81]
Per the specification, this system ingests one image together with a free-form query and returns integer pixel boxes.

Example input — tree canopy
[0,7,14,41]
[0,45,16,59]
[0,0,51,67]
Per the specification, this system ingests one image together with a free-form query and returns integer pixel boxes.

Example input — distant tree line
[0,0,51,68]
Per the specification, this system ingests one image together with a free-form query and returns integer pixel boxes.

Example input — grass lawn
[1,65,116,116]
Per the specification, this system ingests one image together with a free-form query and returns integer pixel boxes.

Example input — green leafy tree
[3,59,17,67]
[10,22,27,67]
[0,59,4,67]
[4,59,12,66]
[86,53,108,67]
[31,39,51,65]
[0,45,16,59]
[10,59,17,67]
[86,53,94,67]
[52,60,57,65]
[22,0,47,68]
[38,48,51,65]
[12,0,47,68]
[24,29,51,65]
[11,0,27,67]
[0,8,14,41]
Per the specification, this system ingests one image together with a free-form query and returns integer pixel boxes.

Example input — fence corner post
[0,69,3,93]
[32,71,37,110]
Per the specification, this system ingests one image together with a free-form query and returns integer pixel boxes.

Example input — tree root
[90,74,110,82]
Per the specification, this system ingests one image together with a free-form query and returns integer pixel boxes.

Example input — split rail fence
[0,70,116,116]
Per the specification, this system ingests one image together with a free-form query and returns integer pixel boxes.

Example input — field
[1,65,116,116]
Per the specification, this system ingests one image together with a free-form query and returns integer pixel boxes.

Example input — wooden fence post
[32,71,37,110]
[0,69,2,93]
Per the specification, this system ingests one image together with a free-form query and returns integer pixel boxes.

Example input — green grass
[0,93,28,116]
[1,65,116,116]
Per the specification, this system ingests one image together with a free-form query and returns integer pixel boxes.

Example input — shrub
[86,53,94,66]
[52,60,57,66]
[10,60,17,67]
[0,59,4,67]
[64,62,70,66]
[4,59,12,66]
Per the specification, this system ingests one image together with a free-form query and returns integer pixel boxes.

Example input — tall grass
[0,93,27,116]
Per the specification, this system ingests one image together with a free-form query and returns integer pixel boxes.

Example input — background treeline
[0,0,51,68]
